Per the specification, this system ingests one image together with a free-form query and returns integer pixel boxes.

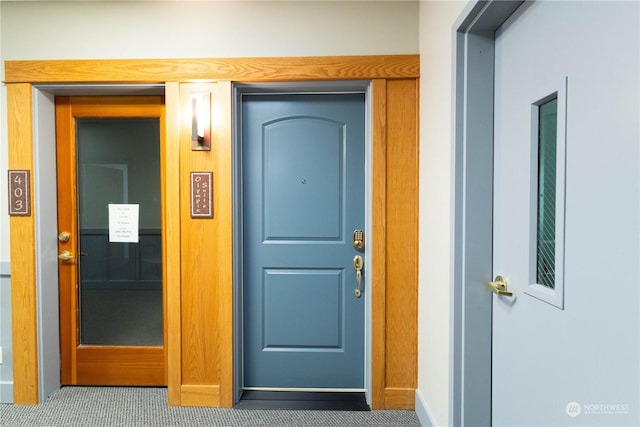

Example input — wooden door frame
[451,2,524,425]
[5,55,419,409]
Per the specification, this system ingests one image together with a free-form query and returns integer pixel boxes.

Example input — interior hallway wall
[1,0,415,261]
[0,262,11,403]
[0,3,12,403]
[0,0,419,406]
[417,1,468,426]
[0,1,418,61]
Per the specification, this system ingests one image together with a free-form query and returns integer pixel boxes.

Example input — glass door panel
[76,118,162,346]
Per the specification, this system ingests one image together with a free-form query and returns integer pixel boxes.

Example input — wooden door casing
[6,56,418,408]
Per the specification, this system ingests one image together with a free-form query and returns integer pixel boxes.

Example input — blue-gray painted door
[242,93,365,389]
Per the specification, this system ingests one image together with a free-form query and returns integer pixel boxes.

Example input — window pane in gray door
[536,98,557,289]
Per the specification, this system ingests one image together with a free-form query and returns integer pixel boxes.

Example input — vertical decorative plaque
[190,171,213,218]
[8,170,31,216]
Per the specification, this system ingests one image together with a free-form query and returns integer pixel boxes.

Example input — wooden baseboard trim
[384,387,415,410]
[180,384,221,407]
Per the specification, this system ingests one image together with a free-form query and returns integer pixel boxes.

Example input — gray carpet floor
[0,387,421,426]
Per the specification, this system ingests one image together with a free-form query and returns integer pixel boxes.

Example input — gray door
[242,93,366,389]
[491,1,639,425]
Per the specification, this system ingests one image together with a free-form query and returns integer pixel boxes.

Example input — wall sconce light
[191,92,211,151]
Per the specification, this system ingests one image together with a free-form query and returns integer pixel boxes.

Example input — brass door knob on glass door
[58,251,74,261]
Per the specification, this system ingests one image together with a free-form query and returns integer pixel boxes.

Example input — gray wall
[0,4,8,404]
[0,262,12,403]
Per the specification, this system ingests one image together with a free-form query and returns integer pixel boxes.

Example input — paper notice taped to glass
[108,204,139,243]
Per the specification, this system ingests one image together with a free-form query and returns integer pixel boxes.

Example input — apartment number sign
[8,170,31,216]
[191,171,213,218]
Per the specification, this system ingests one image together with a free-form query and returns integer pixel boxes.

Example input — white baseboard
[415,389,437,427]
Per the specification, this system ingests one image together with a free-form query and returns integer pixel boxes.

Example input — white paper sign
[108,204,139,243]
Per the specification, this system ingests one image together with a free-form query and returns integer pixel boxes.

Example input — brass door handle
[486,275,513,297]
[353,255,364,298]
[58,251,74,261]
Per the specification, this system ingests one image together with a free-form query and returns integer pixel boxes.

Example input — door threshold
[235,390,370,411]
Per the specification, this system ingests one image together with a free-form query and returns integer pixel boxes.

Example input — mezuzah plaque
[190,172,213,218]
[8,170,30,216]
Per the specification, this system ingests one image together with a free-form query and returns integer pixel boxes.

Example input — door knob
[486,275,513,297]
[58,231,71,242]
[58,251,74,261]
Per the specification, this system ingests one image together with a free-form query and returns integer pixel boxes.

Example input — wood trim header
[4,55,419,84]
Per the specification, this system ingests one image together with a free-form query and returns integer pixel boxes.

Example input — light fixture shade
[191,92,211,151]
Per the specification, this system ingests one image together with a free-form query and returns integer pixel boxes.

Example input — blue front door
[242,93,365,389]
